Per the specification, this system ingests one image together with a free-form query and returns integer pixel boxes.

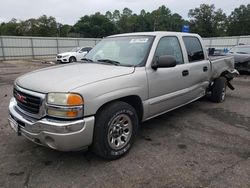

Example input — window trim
[153,36,185,66]
[182,36,205,63]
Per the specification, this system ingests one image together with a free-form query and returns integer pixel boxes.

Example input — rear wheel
[69,56,76,63]
[92,101,139,160]
[210,77,227,103]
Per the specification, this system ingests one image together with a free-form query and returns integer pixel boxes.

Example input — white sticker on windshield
[130,38,149,43]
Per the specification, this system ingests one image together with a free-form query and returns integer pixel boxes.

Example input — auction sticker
[130,38,148,43]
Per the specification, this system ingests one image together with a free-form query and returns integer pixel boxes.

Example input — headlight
[46,93,84,119]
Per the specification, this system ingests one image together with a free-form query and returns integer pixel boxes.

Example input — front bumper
[56,57,69,63]
[8,97,95,151]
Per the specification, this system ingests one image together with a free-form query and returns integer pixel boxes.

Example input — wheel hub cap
[107,114,132,150]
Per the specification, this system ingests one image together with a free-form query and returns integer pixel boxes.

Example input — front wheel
[69,56,76,63]
[92,101,139,160]
[210,77,227,103]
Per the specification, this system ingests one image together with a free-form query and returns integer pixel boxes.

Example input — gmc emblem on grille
[16,93,27,103]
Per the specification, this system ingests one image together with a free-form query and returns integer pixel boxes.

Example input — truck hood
[16,63,135,93]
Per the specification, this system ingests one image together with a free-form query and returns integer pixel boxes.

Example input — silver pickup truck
[8,32,238,159]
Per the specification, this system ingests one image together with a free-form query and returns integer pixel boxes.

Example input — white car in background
[56,47,92,63]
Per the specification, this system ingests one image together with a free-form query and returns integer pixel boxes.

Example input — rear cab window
[183,36,205,62]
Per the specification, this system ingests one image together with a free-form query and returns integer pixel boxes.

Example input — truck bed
[209,55,235,80]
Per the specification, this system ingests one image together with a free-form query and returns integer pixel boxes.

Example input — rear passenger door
[182,36,210,98]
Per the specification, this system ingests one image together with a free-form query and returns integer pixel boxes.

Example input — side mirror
[151,55,177,70]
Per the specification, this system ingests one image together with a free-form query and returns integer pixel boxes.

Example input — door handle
[203,66,208,72]
[182,70,189,76]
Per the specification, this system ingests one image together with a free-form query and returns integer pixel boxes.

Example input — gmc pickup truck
[8,32,239,159]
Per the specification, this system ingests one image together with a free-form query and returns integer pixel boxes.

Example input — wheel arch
[69,56,76,62]
[95,95,144,122]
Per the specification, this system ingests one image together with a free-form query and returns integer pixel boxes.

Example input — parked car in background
[227,45,250,72]
[56,47,92,63]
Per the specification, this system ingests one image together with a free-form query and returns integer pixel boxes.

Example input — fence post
[56,38,59,54]
[236,36,240,45]
[0,36,6,60]
[209,38,212,48]
[30,37,35,59]
[77,39,79,47]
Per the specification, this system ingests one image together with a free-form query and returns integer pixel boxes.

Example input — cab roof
[108,31,200,38]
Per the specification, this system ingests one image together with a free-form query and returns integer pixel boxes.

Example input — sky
[0,0,249,25]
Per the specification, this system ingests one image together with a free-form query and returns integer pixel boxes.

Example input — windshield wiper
[97,59,121,66]
[81,57,93,62]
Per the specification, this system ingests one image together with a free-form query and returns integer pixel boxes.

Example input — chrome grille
[14,88,41,114]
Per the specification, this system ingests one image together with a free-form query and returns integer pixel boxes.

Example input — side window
[183,37,205,62]
[86,47,92,52]
[80,48,88,53]
[155,37,184,65]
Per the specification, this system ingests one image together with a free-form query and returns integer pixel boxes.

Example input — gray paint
[9,31,238,151]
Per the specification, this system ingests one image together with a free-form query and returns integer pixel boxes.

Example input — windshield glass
[71,47,81,52]
[229,46,250,54]
[84,36,154,66]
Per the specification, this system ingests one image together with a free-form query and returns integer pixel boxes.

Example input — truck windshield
[84,36,154,66]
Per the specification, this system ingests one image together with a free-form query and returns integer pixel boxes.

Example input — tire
[210,77,227,103]
[92,101,139,160]
[69,56,76,63]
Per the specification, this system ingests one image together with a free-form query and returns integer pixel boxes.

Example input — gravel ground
[0,60,250,188]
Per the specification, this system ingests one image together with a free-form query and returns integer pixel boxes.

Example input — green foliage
[59,24,72,37]
[0,15,60,37]
[73,13,117,37]
[0,4,250,38]
[227,4,250,36]
[188,4,227,37]
[0,19,20,36]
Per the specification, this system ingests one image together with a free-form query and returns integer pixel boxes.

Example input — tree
[59,24,72,37]
[227,4,250,36]
[149,5,185,32]
[17,18,38,36]
[188,4,227,37]
[171,13,186,32]
[105,11,113,20]
[73,13,117,37]
[0,19,20,36]
[113,10,121,22]
[122,8,132,17]
[35,15,58,37]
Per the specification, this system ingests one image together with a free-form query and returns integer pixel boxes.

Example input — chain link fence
[1,35,250,61]
[0,36,101,61]
[203,35,250,50]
